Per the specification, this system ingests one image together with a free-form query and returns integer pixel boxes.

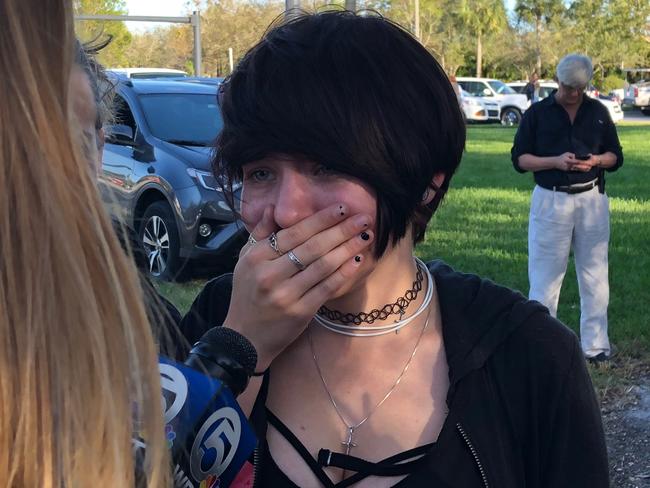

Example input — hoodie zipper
[456,423,489,488]
[251,445,260,488]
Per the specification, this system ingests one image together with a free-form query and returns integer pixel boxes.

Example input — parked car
[108,68,188,79]
[456,77,529,126]
[99,75,246,280]
[506,80,557,101]
[459,87,500,122]
[508,80,624,123]
[624,81,650,115]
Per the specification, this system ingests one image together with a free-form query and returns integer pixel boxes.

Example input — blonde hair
[0,0,169,486]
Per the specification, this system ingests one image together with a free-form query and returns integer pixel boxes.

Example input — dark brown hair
[214,10,466,257]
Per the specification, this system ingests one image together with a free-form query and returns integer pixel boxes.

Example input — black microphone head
[193,327,258,375]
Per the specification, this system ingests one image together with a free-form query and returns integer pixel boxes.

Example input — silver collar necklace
[313,257,433,337]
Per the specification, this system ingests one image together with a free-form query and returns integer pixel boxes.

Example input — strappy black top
[250,371,436,487]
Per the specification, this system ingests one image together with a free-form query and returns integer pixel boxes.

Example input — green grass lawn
[421,124,650,351]
[158,124,650,352]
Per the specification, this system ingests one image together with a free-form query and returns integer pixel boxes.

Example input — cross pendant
[341,426,357,455]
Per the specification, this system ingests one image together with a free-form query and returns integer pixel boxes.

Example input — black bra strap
[319,450,422,476]
[266,409,335,488]
[319,443,433,487]
[266,407,434,487]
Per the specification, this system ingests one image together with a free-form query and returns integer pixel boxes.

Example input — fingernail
[360,231,370,241]
[353,214,369,228]
[354,255,362,263]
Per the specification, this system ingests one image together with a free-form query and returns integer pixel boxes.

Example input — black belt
[543,179,599,194]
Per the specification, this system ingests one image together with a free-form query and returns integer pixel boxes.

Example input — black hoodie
[178,260,608,487]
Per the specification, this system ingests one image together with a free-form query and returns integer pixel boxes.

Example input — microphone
[184,327,258,397]
[158,327,259,487]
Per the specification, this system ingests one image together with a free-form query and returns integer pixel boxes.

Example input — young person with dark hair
[180,11,608,487]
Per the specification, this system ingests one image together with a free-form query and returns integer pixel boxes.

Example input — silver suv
[100,75,246,281]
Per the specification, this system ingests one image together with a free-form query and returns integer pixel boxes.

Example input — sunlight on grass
[160,125,650,348]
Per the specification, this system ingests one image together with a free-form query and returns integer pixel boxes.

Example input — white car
[459,88,500,122]
[456,77,529,126]
[108,68,188,79]
[508,81,624,123]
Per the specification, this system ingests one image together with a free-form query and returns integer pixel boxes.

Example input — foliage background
[75,0,650,84]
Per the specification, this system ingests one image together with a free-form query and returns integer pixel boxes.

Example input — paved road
[623,109,650,124]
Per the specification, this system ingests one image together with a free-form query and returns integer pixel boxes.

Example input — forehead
[559,81,586,90]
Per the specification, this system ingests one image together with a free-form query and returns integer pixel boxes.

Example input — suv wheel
[501,107,522,126]
[139,201,183,281]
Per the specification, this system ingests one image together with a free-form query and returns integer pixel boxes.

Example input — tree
[374,0,465,73]
[567,0,650,81]
[514,0,565,75]
[457,0,507,77]
[73,0,133,67]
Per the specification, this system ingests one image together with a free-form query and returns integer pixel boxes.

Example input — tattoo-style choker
[313,257,433,337]
[318,261,424,324]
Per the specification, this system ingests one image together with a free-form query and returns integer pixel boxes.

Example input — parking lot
[622,109,650,124]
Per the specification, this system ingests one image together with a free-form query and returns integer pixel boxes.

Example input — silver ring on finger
[268,232,283,255]
[247,234,257,246]
[287,250,306,271]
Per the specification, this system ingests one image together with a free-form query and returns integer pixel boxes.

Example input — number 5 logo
[190,407,241,481]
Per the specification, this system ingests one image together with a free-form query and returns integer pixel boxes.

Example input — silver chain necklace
[308,305,431,456]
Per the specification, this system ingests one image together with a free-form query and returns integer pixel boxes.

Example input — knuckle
[269,289,291,309]
[302,238,321,257]
[256,269,275,292]
[309,256,331,276]
[281,227,300,247]
[318,277,340,297]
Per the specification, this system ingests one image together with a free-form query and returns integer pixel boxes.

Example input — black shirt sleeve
[511,106,536,173]
[600,112,624,172]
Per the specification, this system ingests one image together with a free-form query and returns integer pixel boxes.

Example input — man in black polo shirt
[511,53,623,363]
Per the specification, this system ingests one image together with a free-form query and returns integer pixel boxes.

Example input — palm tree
[458,0,507,77]
[515,0,565,74]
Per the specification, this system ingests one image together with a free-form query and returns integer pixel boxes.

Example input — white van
[456,77,529,126]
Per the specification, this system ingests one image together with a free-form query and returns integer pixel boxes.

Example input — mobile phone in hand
[575,154,591,161]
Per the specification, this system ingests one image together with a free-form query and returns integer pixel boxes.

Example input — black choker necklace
[317,266,424,325]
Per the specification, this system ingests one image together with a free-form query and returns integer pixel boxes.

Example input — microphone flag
[159,356,257,488]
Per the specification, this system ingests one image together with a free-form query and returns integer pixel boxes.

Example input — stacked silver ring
[287,250,306,271]
[268,232,282,255]
[247,234,257,246]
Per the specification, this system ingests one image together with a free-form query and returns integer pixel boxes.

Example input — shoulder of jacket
[504,310,581,373]
[201,272,234,296]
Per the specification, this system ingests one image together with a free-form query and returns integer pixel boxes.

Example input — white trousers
[528,185,611,357]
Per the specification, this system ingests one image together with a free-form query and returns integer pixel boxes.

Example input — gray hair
[556,54,593,88]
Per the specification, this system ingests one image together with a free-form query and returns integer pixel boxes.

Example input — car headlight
[186,168,242,192]
[463,99,482,109]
